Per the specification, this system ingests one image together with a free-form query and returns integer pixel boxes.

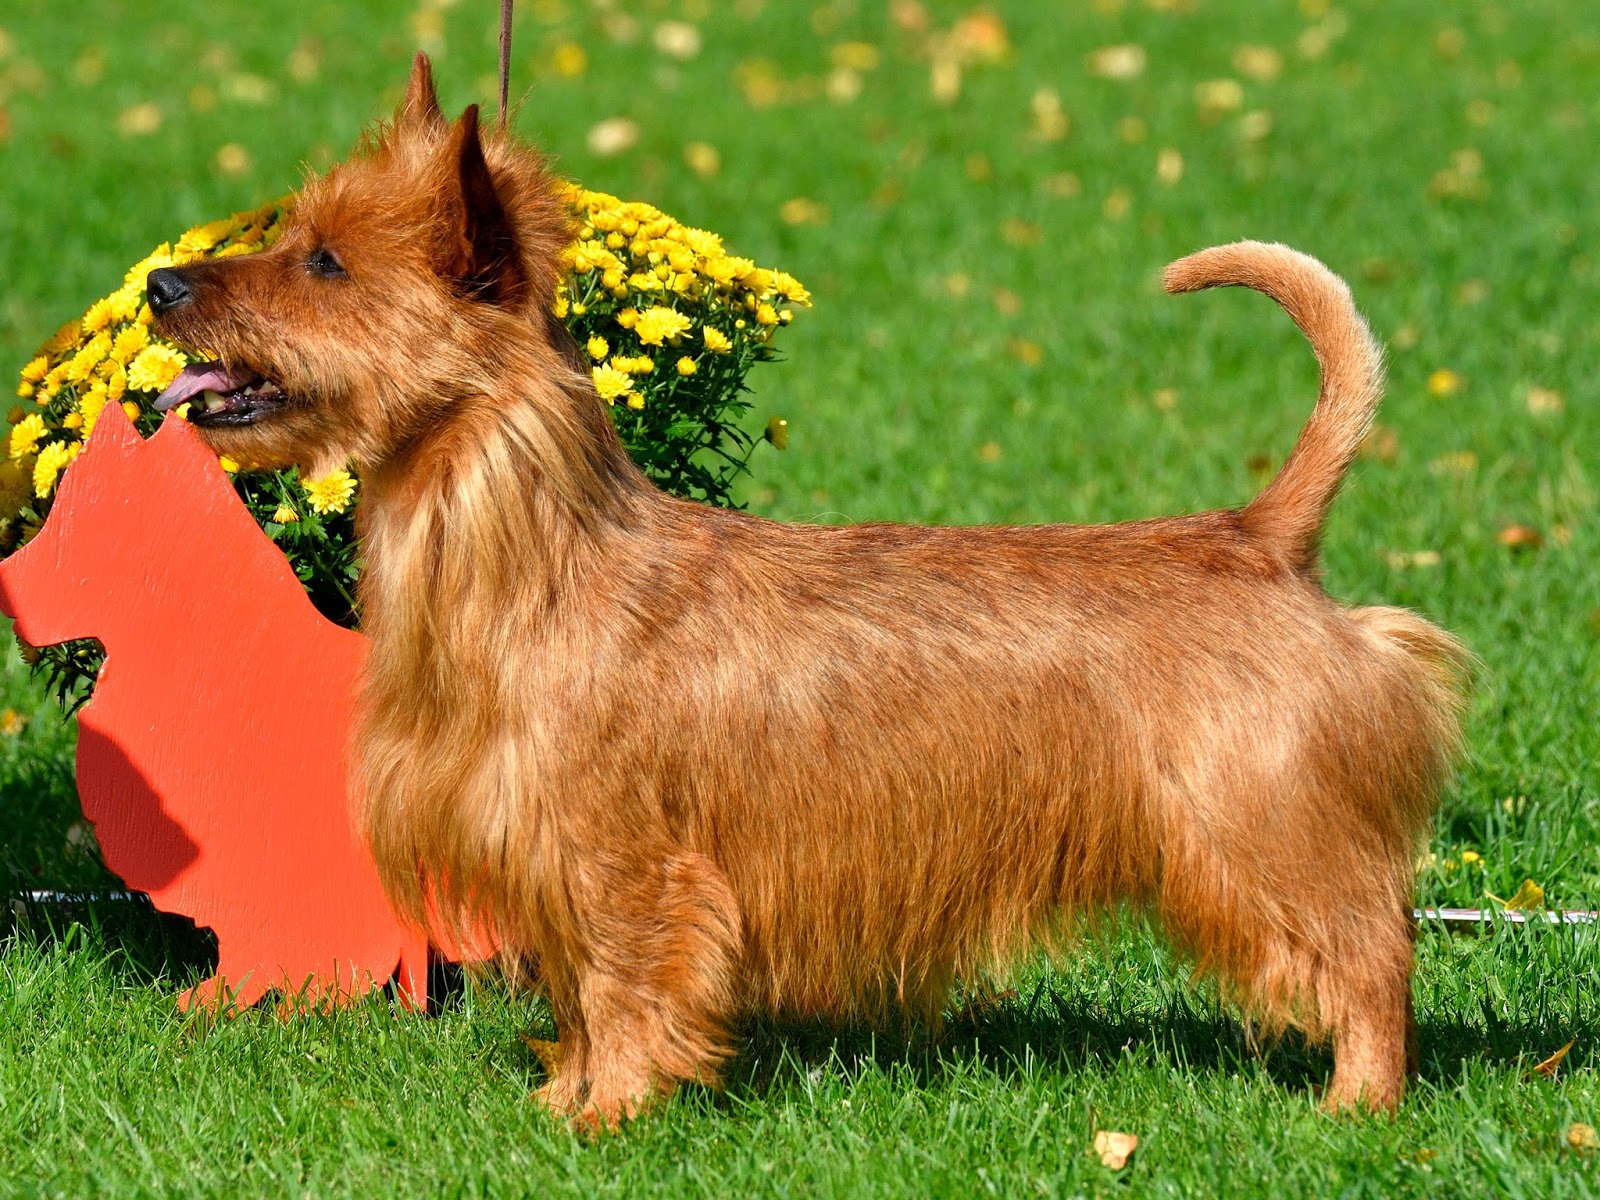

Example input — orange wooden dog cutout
[0,405,429,1011]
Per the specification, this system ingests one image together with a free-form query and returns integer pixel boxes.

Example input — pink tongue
[153,363,257,411]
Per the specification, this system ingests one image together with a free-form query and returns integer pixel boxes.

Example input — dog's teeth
[202,390,225,412]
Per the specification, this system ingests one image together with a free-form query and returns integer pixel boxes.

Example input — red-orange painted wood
[0,406,431,1010]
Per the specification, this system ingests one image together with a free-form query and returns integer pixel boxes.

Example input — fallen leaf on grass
[117,102,162,136]
[1497,524,1542,550]
[1488,879,1545,912]
[1359,423,1400,463]
[1526,386,1564,416]
[1031,88,1069,140]
[587,117,639,157]
[1567,1123,1598,1151]
[653,21,702,61]
[1232,44,1283,81]
[1428,449,1477,475]
[1156,147,1183,186]
[949,8,1010,63]
[1089,44,1146,81]
[1533,1039,1575,1078]
[683,141,720,178]
[1007,337,1042,366]
[1094,1130,1138,1169]
[779,198,830,226]
[1000,218,1041,246]
[1384,550,1443,569]
[520,1034,563,1075]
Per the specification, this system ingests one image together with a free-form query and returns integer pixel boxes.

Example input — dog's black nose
[146,267,194,315]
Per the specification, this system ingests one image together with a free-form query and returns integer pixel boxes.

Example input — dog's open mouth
[154,363,289,427]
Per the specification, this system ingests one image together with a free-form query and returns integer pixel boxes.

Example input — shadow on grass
[711,968,1600,1106]
[3,892,218,994]
[9,899,1593,1106]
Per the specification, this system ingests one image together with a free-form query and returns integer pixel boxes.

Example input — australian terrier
[148,54,1466,1125]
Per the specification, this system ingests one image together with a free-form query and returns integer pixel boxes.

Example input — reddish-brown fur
[153,55,1467,1126]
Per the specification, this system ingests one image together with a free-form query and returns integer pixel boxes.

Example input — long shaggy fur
[152,55,1468,1126]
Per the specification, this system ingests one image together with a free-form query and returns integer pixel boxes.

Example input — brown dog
[147,55,1465,1124]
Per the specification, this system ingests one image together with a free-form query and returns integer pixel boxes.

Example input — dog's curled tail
[1164,240,1383,573]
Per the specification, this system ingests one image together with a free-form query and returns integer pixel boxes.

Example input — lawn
[1,0,1598,1194]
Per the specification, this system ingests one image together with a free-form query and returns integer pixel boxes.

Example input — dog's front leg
[534,849,743,1131]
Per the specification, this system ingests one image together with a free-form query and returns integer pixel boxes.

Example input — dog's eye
[306,248,347,279]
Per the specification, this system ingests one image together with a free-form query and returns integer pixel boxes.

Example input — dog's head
[148,54,574,477]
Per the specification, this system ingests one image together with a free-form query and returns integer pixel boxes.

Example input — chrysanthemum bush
[7,186,809,701]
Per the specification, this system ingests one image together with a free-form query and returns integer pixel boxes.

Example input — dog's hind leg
[1317,909,1415,1113]
[1157,797,1417,1113]
[536,849,743,1130]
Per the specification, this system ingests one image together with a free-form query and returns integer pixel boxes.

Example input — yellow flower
[79,385,110,437]
[121,401,141,421]
[15,382,32,399]
[552,294,570,319]
[62,411,83,430]
[176,217,236,255]
[703,326,732,354]
[218,456,240,473]
[1460,849,1481,865]
[587,335,610,360]
[106,365,128,403]
[65,333,112,384]
[19,357,49,384]
[126,344,187,394]
[635,306,693,346]
[0,458,32,517]
[676,357,697,376]
[271,504,300,524]
[626,392,645,410]
[591,364,633,402]
[302,469,357,515]
[107,286,142,324]
[82,297,115,335]
[756,303,779,326]
[616,307,639,330]
[9,414,46,461]
[40,319,81,357]
[680,227,723,257]
[123,243,175,290]
[110,323,150,364]
[771,271,812,305]
[33,439,82,499]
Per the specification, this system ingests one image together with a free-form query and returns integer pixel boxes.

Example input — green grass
[1,0,1599,1194]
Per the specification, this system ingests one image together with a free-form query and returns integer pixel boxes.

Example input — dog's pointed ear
[398,52,444,130]
[441,104,527,308]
